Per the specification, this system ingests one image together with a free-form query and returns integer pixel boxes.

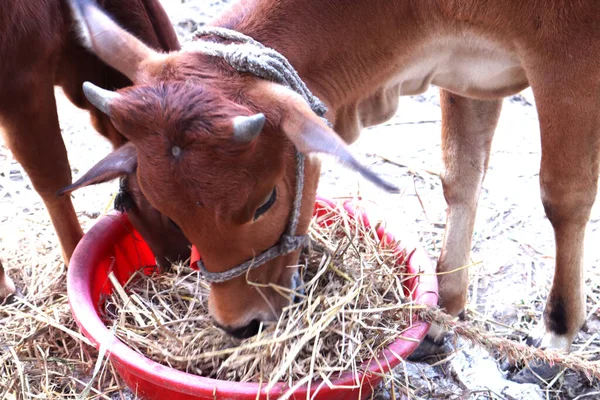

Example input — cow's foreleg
[410,90,502,359]
[1,79,83,265]
[436,91,503,319]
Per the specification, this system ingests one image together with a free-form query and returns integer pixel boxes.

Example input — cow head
[66,0,398,337]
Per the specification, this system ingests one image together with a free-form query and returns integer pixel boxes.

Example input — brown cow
[0,0,189,300]
[68,0,598,380]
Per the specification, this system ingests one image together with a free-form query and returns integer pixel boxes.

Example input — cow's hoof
[0,291,20,306]
[0,270,18,305]
[499,335,541,372]
[408,313,466,362]
[510,360,562,384]
[499,358,513,372]
[407,332,447,361]
[0,286,21,306]
[504,333,563,383]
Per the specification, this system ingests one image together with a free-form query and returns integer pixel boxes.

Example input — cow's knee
[541,189,594,232]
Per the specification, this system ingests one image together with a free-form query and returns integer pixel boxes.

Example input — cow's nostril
[227,319,261,339]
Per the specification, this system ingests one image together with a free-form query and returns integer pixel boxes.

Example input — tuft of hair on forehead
[109,80,255,145]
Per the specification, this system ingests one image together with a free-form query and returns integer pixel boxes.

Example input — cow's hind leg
[0,76,83,266]
[512,62,598,383]
[409,90,502,359]
[0,261,17,303]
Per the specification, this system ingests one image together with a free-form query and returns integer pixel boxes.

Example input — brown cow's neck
[213,0,534,145]
[213,0,425,120]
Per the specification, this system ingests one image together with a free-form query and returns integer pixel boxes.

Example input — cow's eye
[254,188,276,220]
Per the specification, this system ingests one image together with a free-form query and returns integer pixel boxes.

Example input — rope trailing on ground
[417,306,600,381]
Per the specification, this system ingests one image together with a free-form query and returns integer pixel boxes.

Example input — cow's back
[0,0,64,97]
[57,0,180,146]
[0,0,179,146]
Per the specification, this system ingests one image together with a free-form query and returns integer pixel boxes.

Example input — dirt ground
[1,0,599,399]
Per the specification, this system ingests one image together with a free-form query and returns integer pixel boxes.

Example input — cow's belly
[395,34,528,99]
[336,34,528,143]
[428,35,528,99]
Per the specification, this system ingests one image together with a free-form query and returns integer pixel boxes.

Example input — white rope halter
[186,27,330,283]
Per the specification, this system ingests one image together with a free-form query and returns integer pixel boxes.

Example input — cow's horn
[232,113,266,143]
[82,81,121,116]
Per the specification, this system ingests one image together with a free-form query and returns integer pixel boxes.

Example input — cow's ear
[68,0,163,83]
[58,143,137,195]
[254,83,399,193]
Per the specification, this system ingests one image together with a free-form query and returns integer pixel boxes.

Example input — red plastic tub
[68,196,438,399]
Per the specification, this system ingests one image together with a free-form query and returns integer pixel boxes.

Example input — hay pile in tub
[102,203,416,387]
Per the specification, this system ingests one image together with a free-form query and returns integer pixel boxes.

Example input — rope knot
[279,234,308,252]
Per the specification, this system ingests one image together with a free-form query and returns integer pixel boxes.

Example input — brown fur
[110,81,308,328]
[72,0,599,349]
[0,0,182,298]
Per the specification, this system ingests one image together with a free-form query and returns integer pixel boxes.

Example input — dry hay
[103,205,415,390]
[1,203,597,400]
[0,213,126,400]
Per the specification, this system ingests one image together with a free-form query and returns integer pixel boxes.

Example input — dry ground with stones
[1,0,599,399]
